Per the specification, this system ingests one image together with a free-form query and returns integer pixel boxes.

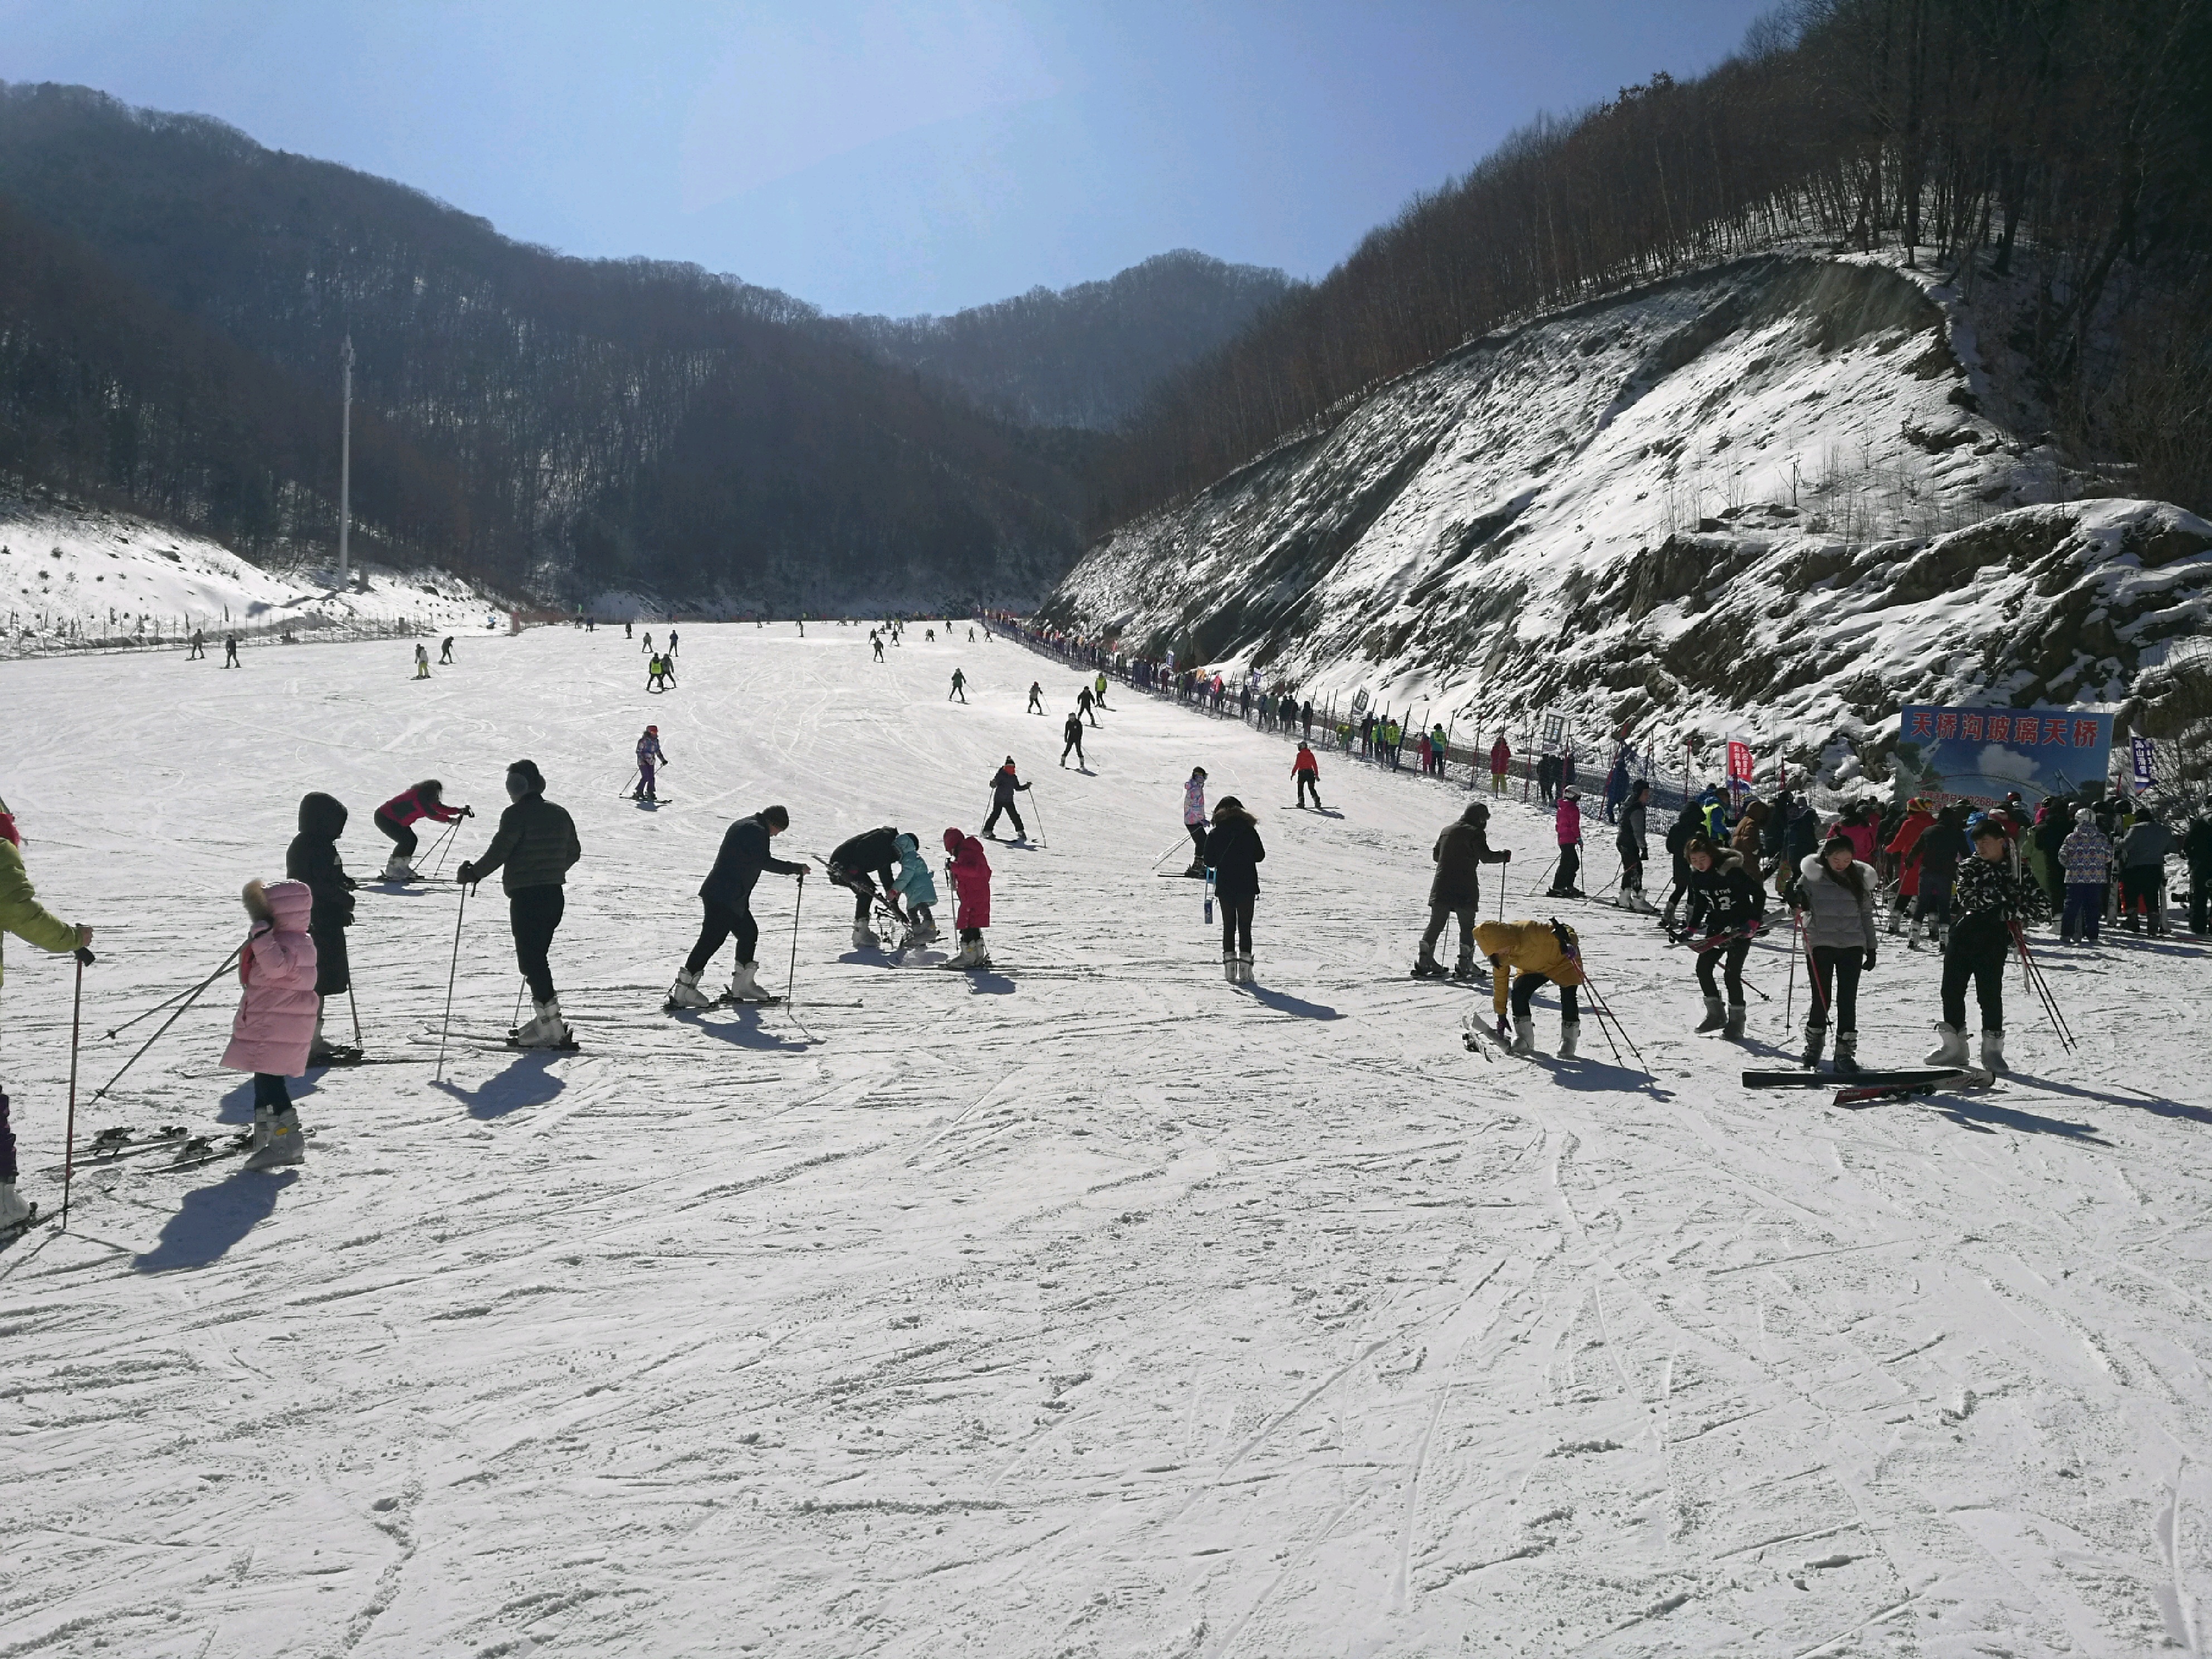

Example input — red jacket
[943,829,992,930]
[379,786,464,828]
[1292,749,1318,776]
[1885,809,1935,896]
[1490,738,1511,775]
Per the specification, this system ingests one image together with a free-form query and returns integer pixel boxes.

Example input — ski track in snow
[3,624,2210,1657]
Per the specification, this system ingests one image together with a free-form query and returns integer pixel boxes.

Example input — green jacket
[0,840,79,988]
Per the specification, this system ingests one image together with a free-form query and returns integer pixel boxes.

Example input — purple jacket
[222,881,320,1076]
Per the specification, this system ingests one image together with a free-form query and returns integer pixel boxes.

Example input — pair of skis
[1742,1066,1995,1107]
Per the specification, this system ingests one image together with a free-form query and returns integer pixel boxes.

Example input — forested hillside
[842,251,1293,431]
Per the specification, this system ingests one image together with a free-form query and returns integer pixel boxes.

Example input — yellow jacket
[0,840,79,989]
[1476,919,1586,1017]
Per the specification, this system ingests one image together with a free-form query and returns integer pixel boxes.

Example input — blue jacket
[893,834,938,905]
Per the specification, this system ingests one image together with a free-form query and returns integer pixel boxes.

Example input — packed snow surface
[3,624,2210,1656]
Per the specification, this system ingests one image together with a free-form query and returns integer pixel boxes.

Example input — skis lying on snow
[1832,1070,1996,1107]
[1742,1067,1970,1088]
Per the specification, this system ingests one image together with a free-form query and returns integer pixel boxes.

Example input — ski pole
[511,978,526,1034]
[101,944,241,1041]
[347,983,363,1049]
[435,884,468,1084]
[1029,790,1047,848]
[787,875,806,1011]
[1151,837,1187,871]
[2012,924,2076,1051]
[61,947,88,1229]
[92,949,225,1101]
[615,768,638,799]
[426,817,464,881]
[1784,907,1802,1026]
[1576,965,1648,1073]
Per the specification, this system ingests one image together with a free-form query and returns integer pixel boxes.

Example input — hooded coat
[893,833,938,906]
[944,829,992,930]
[1430,807,1508,906]
[286,793,356,934]
[1474,919,1586,1018]
[1206,805,1266,901]
[222,881,320,1076]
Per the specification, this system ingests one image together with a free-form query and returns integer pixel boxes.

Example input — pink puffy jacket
[222,880,320,1076]
[943,828,992,931]
[1556,797,1582,846]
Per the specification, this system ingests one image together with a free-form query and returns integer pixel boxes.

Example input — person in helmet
[636,726,668,801]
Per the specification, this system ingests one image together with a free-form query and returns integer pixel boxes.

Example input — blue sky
[0,1,1776,316]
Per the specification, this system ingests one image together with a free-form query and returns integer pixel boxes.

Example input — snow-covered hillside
[4,626,2211,1655]
[1045,255,2212,777]
[1,497,508,657]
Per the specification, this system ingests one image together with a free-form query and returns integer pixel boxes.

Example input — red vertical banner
[1726,740,1754,793]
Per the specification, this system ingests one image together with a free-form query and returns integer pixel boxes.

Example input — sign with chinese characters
[2131,735,2156,791]
[1892,706,2115,806]
[1725,740,1755,793]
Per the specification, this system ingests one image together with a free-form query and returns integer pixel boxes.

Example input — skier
[439,636,455,665]
[224,634,241,667]
[1603,753,1629,824]
[1209,798,1266,982]
[1678,836,1765,1037]
[285,792,358,1064]
[1182,767,1210,876]
[826,827,908,949]
[642,631,654,655]
[1925,817,2029,1071]
[873,633,886,663]
[1547,788,1585,897]
[1614,779,1652,911]
[1026,681,1044,714]
[949,668,967,704]
[2117,811,2174,934]
[943,827,993,969]
[983,759,1031,840]
[1488,734,1511,795]
[667,630,678,658]
[221,879,318,1169]
[1414,802,1510,978]
[634,726,668,801]
[0,796,94,1231]
[666,805,807,1009]
[624,620,633,639]
[1060,712,1085,769]
[188,628,205,660]
[1094,670,1110,711]
[2186,797,2212,936]
[892,833,939,946]
[1475,918,1584,1058]
[1292,741,1322,809]
[645,654,670,693]
[455,759,583,1048]
[1794,833,1879,1072]
[373,780,472,881]
[415,642,432,679]
[1076,683,1097,726]
[1883,797,1936,934]
[2058,807,2113,944]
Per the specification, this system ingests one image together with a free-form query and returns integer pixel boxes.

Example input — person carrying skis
[373,780,472,881]
[1026,680,1044,712]
[1925,817,2029,1072]
[1209,798,1266,982]
[0,795,94,1230]
[1489,734,1511,795]
[1614,779,1652,911]
[1884,797,1936,934]
[1415,801,1510,979]
[983,759,1030,839]
[285,792,358,1064]
[1679,836,1765,1037]
[439,636,455,664]
[1548,787,1585,897]
[1182,767,1210,875]
[2058,807,2113,944]
[2117,811,2174,934]
[188,628,205,660]
[1060,712,1085,769]
[635,726,668,801]
[892,833,939,946]
[826,826,908,949]
[667,804,807,1008]
[2186,796,2212,936]
[949,668,967,703]
[1658,799,1705,929]
[1475,918,1584,1058]
[456,759,583,1048]
[943,827,993,969]
[221,879,318,1169]
[1795,833,1879,1072]
[1292,741,1322,809]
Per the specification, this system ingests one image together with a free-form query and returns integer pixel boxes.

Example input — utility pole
[338,335,354,590]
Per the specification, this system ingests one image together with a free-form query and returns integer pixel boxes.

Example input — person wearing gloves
[634,726,668,802]
[1181,767,1210,876]
[667,805,806,1009]
[221,879,319,1169]
[982,759,1030,841]
[1207,797,1266,983]
[373,780,472,881]
[1795,833,1879,1073]
[1415,801,1511,979]
[826,826,909,949]
[1679,836,1765,1037]
[284,792,358,1064]
[1926,817,2030,1073]
[1614,780,1652,911]
[1,796,94,1229]
[457,760,583,1048]
[943,828,994,969]
[1474,918,1585,1058]
[892,833,939,947]
[2058,808,2114,944]
[1292,741,1323,809]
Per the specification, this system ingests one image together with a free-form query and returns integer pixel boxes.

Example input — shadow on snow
[133,1170,297,1272]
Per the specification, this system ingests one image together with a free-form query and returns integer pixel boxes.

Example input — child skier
[943,827,993,969]
[222,879,318,1168]
[635,726,668,801]
[893,833,939,946]
[373,780,472,881]
[1293,741,1322,808]
[1548,787,1585,896]
[285,792,358,1064]
[1027,680,1044,713]
[1182,767,1209,875]
[414,643,432,678]
[1474,918,1585,1058]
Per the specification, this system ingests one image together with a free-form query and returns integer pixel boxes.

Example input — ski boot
[851,925,880,950]
[1696,995,1727,1034]
[0,1180,32,1231]
[1799,1020,1827,1069]
[1222,950,1238,982]
[1724,1001,1747,1040]
[1924,1022,1971,1068]
[1452,958,1483,983]
[1510,1015,1537,1056]
[1410,955,1447,979]
[1558,1018,1580,1060]
[1980,1029,2007,1073]
[512,998,574,1048]
[666,968,714,1011]
[968,941,993,971]
[242,1105,305,1170]
[382,855,420,882]
[1183,859,1207,878]
[725,962,774,1003]
[1833,1031,1860,1076]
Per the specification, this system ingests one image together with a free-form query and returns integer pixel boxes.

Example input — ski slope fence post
[435,885,468,1084]
[61,949,85,1229]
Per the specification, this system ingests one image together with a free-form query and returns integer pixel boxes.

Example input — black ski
[1743,1067,1970,1089]
[1833,1070,1995,1107]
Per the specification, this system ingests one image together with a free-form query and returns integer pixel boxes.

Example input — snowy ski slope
[3,624,2209,1657]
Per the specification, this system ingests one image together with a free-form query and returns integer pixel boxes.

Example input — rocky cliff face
[1041,254,2212,777]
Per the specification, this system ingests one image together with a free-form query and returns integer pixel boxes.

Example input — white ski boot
[1510,1015,1537,1056]
[966,940,993,971]
[512,998,573,1048]
[851,925,880,950]
[725,962,774,1003]
[666,968,714,1010]
[945,940,976,969]
[382,854,420,882]
[1558,1018,1580,1059]
[1724,1001,1747,1040]
[1980,1029,2007,1073]
[242,1105,305,1170]
[1924,1022,1971,1068]
[0,1180,32,1230]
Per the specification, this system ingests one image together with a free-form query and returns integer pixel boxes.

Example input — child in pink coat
[223,879,318,1168]
[942,828,993,970]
